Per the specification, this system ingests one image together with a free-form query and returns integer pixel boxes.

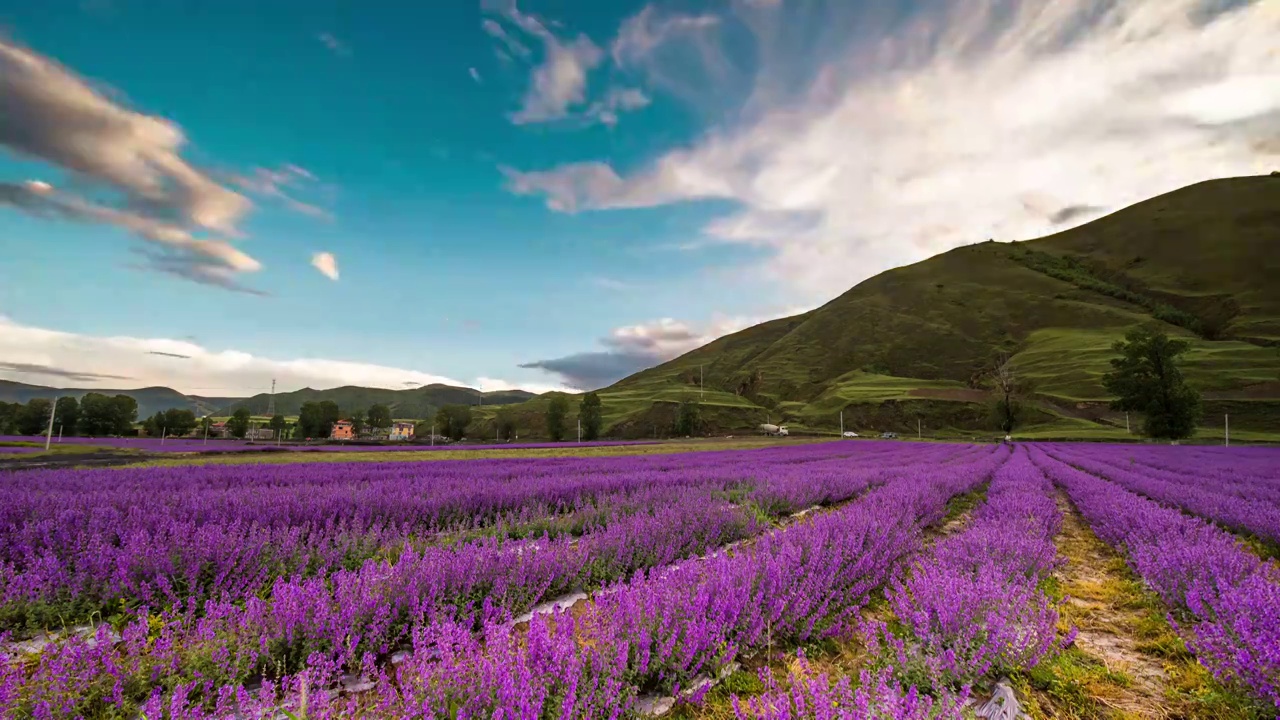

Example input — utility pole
[161,426,167,445]
[1125,412,1130,433]
[839,410,844,436]
[1225,414,1229,447]
[57,424,63,443]
[577,418,582,443]
[44,398,56,451]
[431,424,435,446]
[917,418,922,440]
[203,419,209,444]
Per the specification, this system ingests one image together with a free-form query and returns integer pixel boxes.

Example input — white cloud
[521,308,809,389]
[470,67,483,83]
[310,252,339,281]
[504,0,1280,303]
[0,316,556,396]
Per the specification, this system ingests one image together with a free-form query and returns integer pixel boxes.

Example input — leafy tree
[16,399,52,436]
[0,402,20,434]
[675,398,701,437]
[298,402,321,438]
[109,395,138,435]
[1102,327,1202,441]
[78,393,116,436]
[579,392,603,441]
[367,404,393,432]
[198,416,213,437]
[350,408,367,435]
[142,411,167,437]
[54,396,79,436]
[318,401,341,438]
[435,404,472,442]
[227,408,252,439]
[985,353,1032,434]
[269,414,287,439]
[495,410,517,442]
[163,408,197,437]
[546,395,569,442]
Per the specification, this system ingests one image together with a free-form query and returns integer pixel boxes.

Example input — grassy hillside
[590,175,1280,440]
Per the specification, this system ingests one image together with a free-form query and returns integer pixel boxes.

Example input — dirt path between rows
[1045,491,1171,719]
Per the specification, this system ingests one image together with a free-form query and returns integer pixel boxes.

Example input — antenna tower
[266,378,277,416]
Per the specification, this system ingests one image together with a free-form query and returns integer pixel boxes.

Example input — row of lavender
[0,443,1005,718]
[736,445,1065,719]
[0,442,961,630]
[0,435,656,454]
[1044,443,1280,544]
[1031,445,1280,710]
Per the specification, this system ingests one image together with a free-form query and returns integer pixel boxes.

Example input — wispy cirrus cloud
[503,0,1280,303]
[481,0,651,128]
[317,32,351,57]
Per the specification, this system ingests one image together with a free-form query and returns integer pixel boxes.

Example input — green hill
[581,175,1280,440]
[221,384,536,419]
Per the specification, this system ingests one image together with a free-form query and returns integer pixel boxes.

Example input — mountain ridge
[0,380,536,419]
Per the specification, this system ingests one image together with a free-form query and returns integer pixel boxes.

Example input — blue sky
[1,0,1276,394]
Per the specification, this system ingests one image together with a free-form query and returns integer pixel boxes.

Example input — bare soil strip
[1018,492,1270,720]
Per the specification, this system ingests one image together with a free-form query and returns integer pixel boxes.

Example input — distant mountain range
[0,380,536,419]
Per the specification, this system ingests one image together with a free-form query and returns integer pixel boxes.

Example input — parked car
[880,431,898,439]
[842,431,859,438]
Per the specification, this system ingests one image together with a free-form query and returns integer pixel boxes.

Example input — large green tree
[109,395,138,435]
[0,402,20,434]
[495,409,517,442]
[142,411,167,437]
[227,408,252,439]
[367,404,393,432]
[269,414,287,439]
[1102,327,1202,441]
[163,408,198,437]
[546,395,569,442]
[78,393,116,436]
[675,398,701,437]
[16,399,52,436]
[318,401,341,437]
[579,392,603,441]
[54,396,79,437]
[434,404,472,441]
[299,401,342,438]
[349,408,367,435]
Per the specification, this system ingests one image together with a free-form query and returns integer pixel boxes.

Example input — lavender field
[0,435,656,455]
[1,441,1277,719]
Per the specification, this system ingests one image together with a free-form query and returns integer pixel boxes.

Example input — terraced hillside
[589,175,1280,439]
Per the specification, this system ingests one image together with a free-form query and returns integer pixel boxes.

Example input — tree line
[0,393,138,437]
